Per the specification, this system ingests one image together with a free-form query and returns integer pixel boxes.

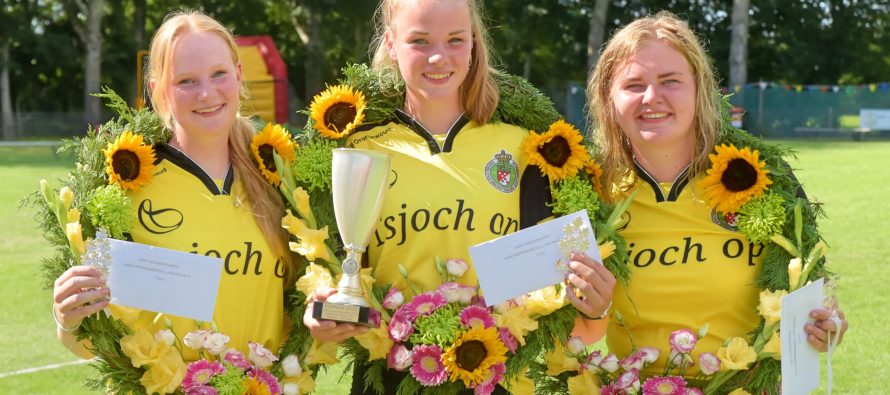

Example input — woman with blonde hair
[52,11,296,362]
[587,11,847,391]
[303,0,614,393]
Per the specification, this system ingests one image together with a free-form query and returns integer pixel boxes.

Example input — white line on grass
[0,359,93,379]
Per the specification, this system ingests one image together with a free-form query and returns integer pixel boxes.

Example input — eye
[409,38,428,45]
[663,79,680,86]
[448,37,464,44]
[177,78,195,86]
[212,70,227,78]
[625,83,645,92]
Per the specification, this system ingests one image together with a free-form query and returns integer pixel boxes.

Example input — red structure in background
[234,36,288,124]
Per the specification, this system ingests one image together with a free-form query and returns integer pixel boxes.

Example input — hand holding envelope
[470,210,614,315]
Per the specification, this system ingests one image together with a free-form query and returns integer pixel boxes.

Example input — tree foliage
[1,0,888,136]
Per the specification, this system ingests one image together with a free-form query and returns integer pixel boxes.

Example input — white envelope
[470,210,600,307]
[781,278,824,395]
[106,239,223,322]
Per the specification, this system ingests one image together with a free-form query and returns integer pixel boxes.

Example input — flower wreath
[33,89,316,395]
[248,64,633,395]
[534,95,830,395]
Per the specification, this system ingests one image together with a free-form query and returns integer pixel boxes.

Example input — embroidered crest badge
[485,149,519,193]
[711,208,740,231]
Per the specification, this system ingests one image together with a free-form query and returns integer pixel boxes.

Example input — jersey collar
[632,157,690,202]
[155,144,234,195]
[394,110,470,155]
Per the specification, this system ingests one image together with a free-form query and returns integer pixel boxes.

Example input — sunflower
[251,123,295,185]
[103,131,156,191]
[442,325,508,388]
[521,120,590,181]
[585,158,605,196]
[309,85,366,139]
[697,144,772,214]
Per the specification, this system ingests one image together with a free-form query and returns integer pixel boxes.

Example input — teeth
[641,113,667,119]
[196,105,222,114]
[426,73,449,80]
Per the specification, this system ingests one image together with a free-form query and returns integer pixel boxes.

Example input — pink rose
[669,329,698,354]
[698,352,721,375]
[382,287,404,310]
[248,342,278,369]
[387,343,413,371]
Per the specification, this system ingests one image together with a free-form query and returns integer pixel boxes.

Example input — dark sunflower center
[721,158,758,192]
[324,102,357,132]
[455,340,487,372]
[258,144,276,171]
[111,150,141,181]
[540,136,571,167]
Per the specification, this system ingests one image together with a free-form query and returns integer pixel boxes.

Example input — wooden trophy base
[312,301,374,326]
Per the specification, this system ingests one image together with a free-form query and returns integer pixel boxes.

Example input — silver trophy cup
[312,148,390,325]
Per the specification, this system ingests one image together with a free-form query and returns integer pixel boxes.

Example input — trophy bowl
[312,148,390,325]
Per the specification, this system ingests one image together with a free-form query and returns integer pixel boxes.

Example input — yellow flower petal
[304,340,339,365]
[717,337,757,370]
[295,263,336,301]
[441,326,508,388]
[568,369,600,395]
[251,123,295,186]
[355,322,394,361]
[757,289,787,325]
[493,307,538,346]
[139,345,186,395]
[65,222,85,256]
[761,331,781,360]
[545,341,580,376]
[522,120,590,181]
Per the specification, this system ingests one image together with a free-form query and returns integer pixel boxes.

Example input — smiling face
[386,0,473,108]
[164,30,242,140]
[610,39,697,156]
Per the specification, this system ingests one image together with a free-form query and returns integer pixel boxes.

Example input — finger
[55,266,104,286]
[566,274,608,313]
[54,275,108,303]
[309,287,338,302]
[58,296,109,327]
[568,261,605,298]
[564,284,595,317]
[808,308,834,321]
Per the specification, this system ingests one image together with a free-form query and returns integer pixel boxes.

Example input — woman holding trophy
[303,0,615,393]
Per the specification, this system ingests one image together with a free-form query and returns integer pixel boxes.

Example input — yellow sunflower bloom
[103,131,156,191]
[521,120,590,181]
[585,159,605,195]
[309,85,366,139]
[442,325,508,388]
[697,144,772,214]
[251,123,295,186]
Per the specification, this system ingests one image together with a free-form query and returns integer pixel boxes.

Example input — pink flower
[223,349,252,371]
[388,310,415,342]
[387,343,413,371]
[182,360,225,390]
[406,292,447,319]
[615,368,640,392]
[639,347,660,364]
[599,353,620,373]
[600,383,619,395]
[498,327,518,354]
[668,350,694,369]
[583,350,603,372]
[250,367,282,395]
[620,353,645,371]
[566,336,586,355]
[185,385,219,395]
[383,287,404,310]
[445,258,469,277]
[460,305,495,329]
[183,329,212,350]
[437,282,476,305]
[368,309,382,328]
[642,376,687,395]
[410,344,447,386]
[669,329,697,354]
[698,352,721,375]
[685,388,704,395]
[248,342,279,369]
[473,362,505,395]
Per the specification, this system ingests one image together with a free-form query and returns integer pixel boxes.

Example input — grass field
[0,140,886,394]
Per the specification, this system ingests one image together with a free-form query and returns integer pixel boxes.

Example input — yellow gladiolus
[293,187,312,219]
[525,286,566,317]
[355,322,394,361]
[67,208,81,223]
[59,186,74,209]
[544,341,580,376]
[568,369,600,395]
[120,327,163,368]
[295,263,336,300]
[281,371,316,395]
[66,222,85,256]
[757,289,787,325]
[598,240,615,261]
[139,346,187,395]
[727,389,752,395]
[788,258,802,289]
[493,307,538,346]
[502,367,535,395]
[304,339,339,365]
[761,331,781,360]
[716,337,757,370]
